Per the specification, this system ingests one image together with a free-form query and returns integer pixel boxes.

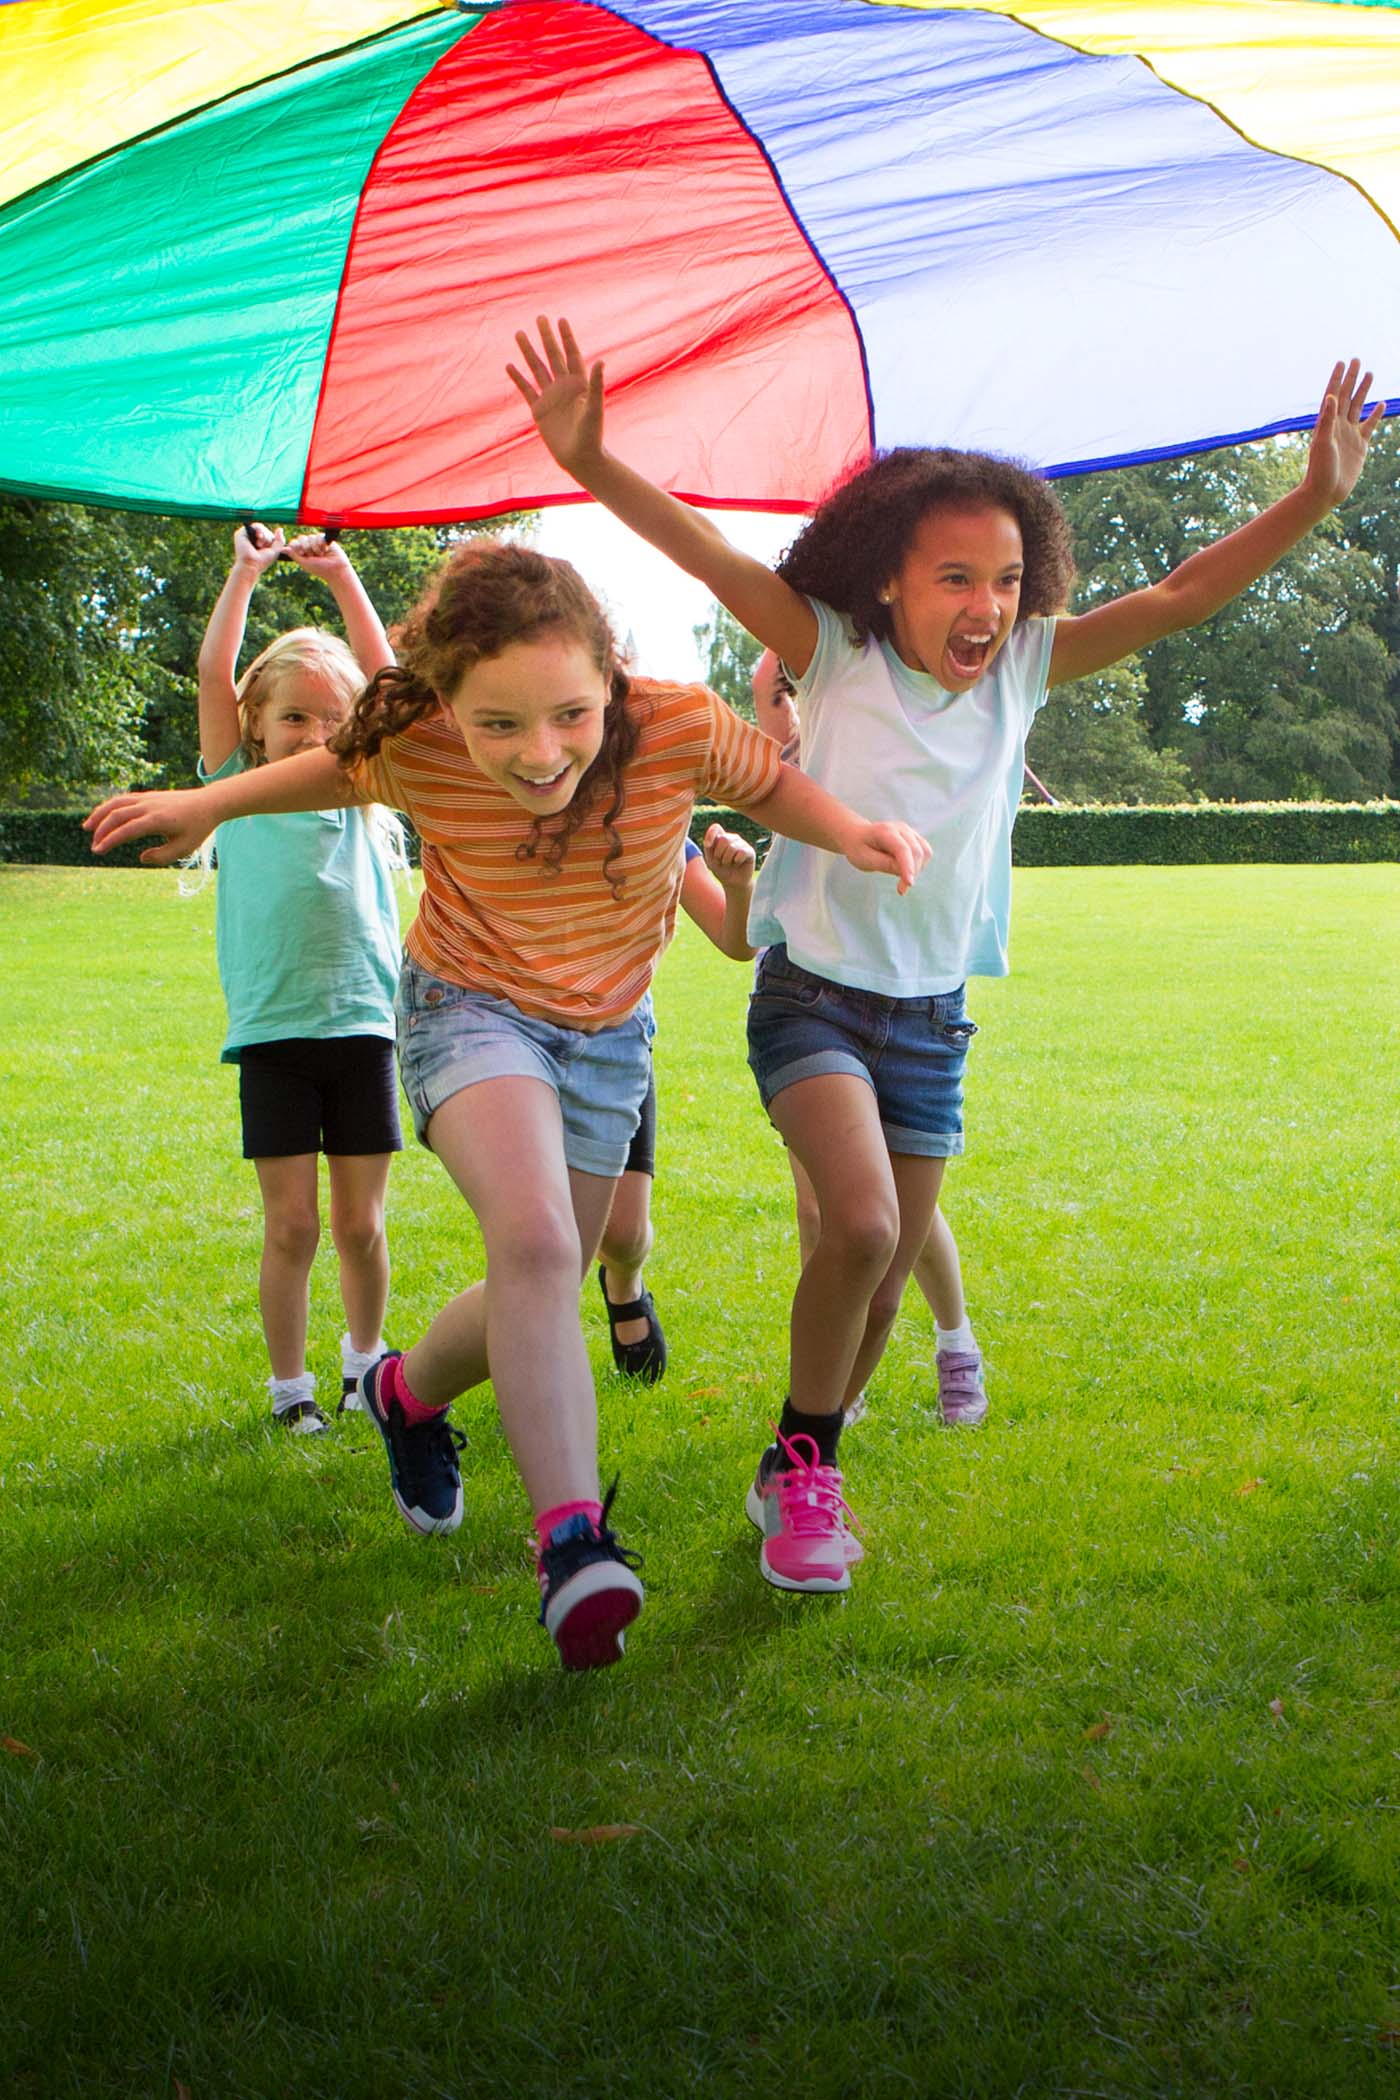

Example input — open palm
[1306,358,1383,508]
[507,317,604,473]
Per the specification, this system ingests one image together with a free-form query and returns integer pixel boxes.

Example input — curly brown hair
[778,448,1076,645]
[330,539,641,896]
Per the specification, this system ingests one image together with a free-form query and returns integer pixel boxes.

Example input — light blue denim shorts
[395,954,655,1178]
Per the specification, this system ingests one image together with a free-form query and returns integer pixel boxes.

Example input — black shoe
[597,1266,668,1382]
[537,1481,644,1671]
[359,1353,465,1535]
[337,1373,362,1417]
[273,1397,330,1436]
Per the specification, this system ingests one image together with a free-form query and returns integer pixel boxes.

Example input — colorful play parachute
[1,0,1399,523]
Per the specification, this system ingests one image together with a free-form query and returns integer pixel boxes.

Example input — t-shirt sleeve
[1017,616,1057,720]
[699,688,783,807]
[683,836,702,863]
[791,597,856,716]
[198,748,248,784]
[345,734,408,811]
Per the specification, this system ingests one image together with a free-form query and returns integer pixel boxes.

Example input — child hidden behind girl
[196,525,404,1434]
[509,316,1380,1598]
[88,537,929,1670]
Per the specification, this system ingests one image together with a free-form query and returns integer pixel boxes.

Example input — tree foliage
[0,506,528,802]
[693,604,762,722]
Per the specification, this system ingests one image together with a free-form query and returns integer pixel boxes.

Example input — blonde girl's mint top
[200,750,401,1063]
[748,598,1056,996]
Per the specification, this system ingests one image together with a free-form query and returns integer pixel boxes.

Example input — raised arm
[679,826,758,961]
[85,745,358,865]
[285,533,395,676]
[197,524,284,772]
[1049,360,1383,688]
[508,316,820,675]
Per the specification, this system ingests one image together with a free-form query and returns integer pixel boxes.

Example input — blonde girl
[197,525,403,1434]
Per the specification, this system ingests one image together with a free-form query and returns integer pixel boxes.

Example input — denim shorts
[746,945,976,1158]
[395,954,655,1178]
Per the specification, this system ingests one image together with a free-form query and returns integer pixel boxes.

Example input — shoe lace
[769,1429,861,1540]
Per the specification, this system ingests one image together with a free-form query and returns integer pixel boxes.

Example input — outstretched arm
[1050,360,1383,688]
[85,746,358,865]
[508,316,820,675]
[285,533,395,676]
[738,763,930,895]
[197,524,284,772]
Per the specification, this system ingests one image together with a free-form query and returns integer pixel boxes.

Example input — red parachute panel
[303,0,870,521]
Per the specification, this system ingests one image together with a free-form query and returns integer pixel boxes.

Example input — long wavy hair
[778,447,1077,645]
[331,540,641,896]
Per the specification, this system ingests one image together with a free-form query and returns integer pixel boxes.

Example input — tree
[1026,660,1194,804]
[0,499,149,800]
[694,604,762,720]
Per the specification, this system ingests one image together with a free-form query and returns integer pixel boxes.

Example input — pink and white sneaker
[744,1430,861,1592]
[937,1348,988,1427]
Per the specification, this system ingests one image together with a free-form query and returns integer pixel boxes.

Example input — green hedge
[8,801,1400,869]
[690,801,1400,867]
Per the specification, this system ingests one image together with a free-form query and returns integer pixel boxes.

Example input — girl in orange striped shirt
[87,539,928,1672]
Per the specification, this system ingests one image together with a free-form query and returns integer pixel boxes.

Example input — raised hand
[701,822,757,889]
[507,316,605,475]
[1304,358,1384,509]
[84,788,213,866]
[235,521,285,575]
[843,820,931,896]
[285,531,351,580]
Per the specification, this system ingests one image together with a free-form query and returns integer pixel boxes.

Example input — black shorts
[622,1064,657,1178]
[237,1035,403,1160]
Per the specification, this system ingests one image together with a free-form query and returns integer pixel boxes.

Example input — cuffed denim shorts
[395,954,655,1178]
[746,944,976,1159]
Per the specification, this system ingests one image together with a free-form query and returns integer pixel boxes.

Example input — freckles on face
[448,635,610,815]
[885,505,1025,689]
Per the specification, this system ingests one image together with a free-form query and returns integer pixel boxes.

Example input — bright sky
[531,502,797,680]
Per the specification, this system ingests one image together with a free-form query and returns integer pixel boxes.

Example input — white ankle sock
[936,1320,977,1356]
[341,1334,385,1379]
[269,1371,316,1415]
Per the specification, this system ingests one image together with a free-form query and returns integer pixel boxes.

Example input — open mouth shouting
[944,628,996,683]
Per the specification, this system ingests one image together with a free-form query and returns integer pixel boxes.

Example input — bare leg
[768,1075,900,1418]
[910,1203,966,1331]
[597,1169,654,1346]
[843,1153,946,1400]
[327,1152,392,1352]
[253,1154,320,1380]
[400,1077,619,1514]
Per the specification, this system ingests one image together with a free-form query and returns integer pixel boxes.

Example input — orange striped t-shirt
[351,680,781,1029]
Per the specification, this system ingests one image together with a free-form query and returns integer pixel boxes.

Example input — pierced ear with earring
[878,587,893,605]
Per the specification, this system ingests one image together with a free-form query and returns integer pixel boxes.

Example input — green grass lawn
[3,864,1399,2099]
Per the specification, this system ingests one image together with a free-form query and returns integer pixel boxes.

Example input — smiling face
[250,667,353,765]
[882,505,1025,691]
[446,633,609,815]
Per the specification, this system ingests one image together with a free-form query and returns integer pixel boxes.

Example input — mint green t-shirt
[201,750,401,1063]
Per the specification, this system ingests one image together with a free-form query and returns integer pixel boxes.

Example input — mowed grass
[2,863,1399,2100]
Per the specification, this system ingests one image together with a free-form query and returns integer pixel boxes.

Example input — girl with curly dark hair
[87,535,928,1670]
[513,317,1380,1599]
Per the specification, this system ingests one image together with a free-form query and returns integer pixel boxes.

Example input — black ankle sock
[775,1399,843,1469]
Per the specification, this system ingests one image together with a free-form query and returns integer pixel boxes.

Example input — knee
[818,1199,900,1279]
[264,1203,319,1268]
[599,1198,653,1274]
[492,1205,580,1283]
[331,1202,386,1267]
[865,1273,905,1334]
